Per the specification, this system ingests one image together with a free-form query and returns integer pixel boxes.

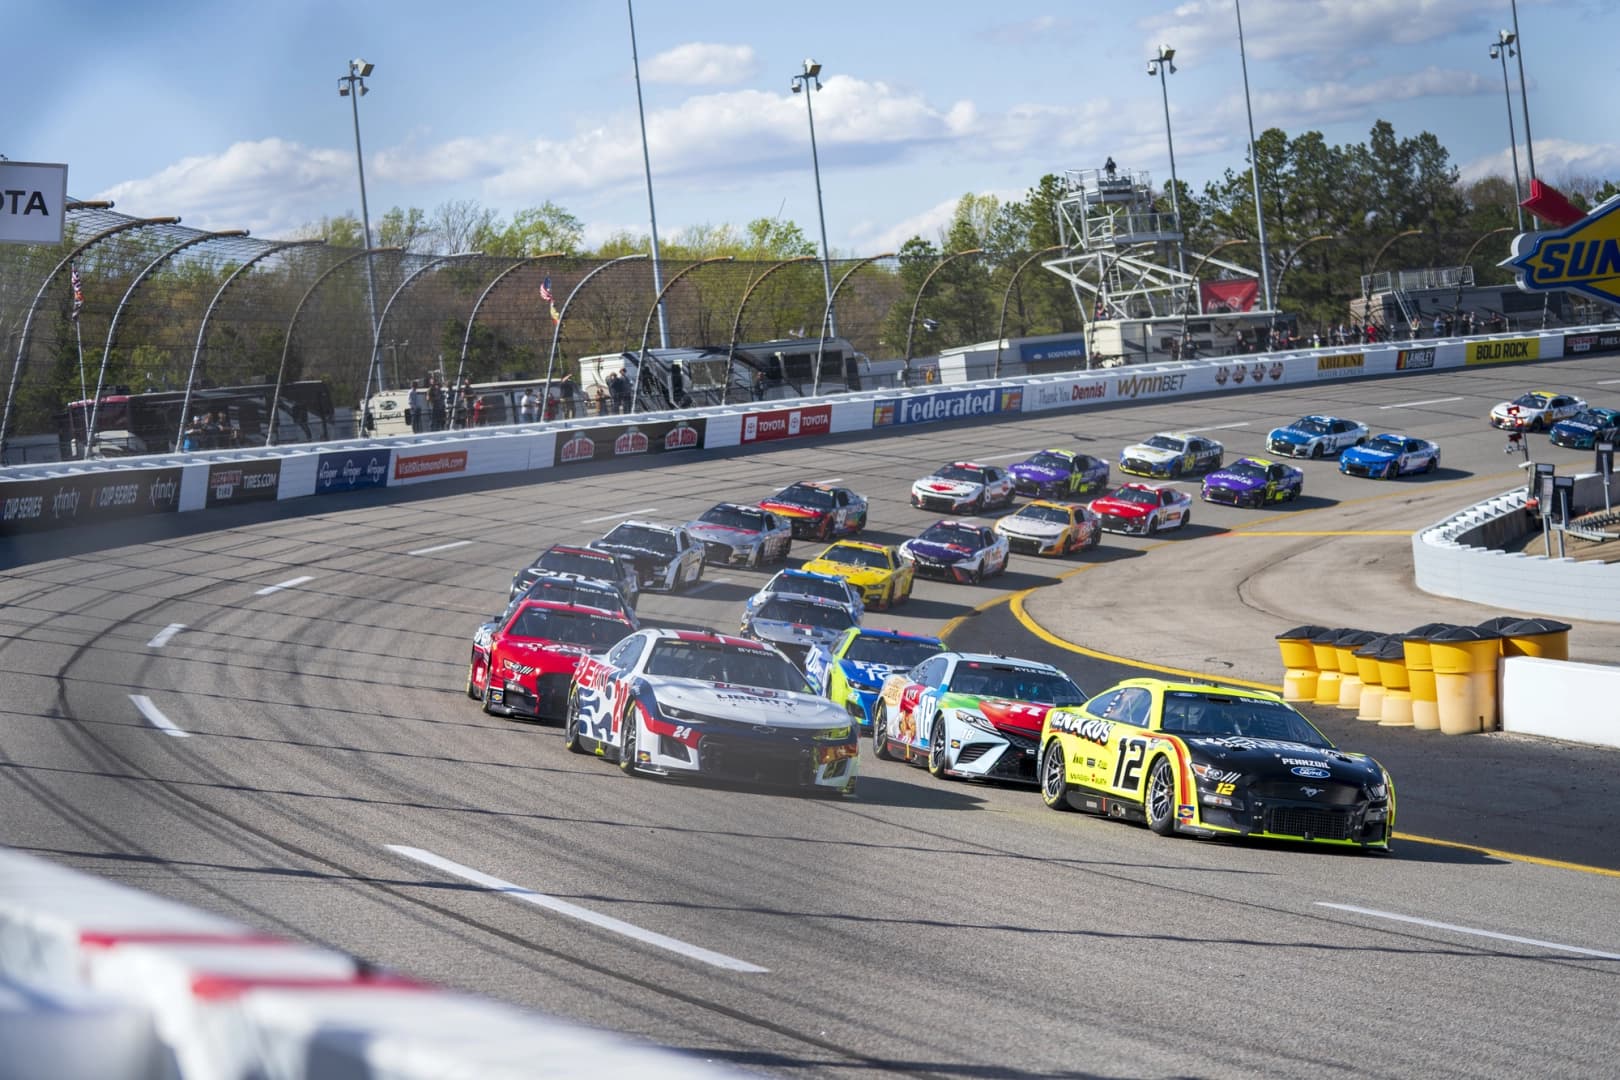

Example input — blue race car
[1265,415,1369,459]
[1200,456,1303,508]
[1007,449,1111,499]
[804,627,946,731]
[1339,434,1441,479]
[1548,407,1620,450]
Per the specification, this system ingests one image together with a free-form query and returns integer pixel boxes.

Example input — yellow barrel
[1429,626,1503,735]
[1333,631,1379,711]
[1374,637,1414,727]
[1353,635,1389,722]
[1402,623,1453,732]
[1501,618,1572,661]
[1277,625,1329,702]
[1311,628,1351,706]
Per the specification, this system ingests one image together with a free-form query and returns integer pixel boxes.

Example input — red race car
[477,599,635,721]
[1088,482,1192,536]
[759,481,869,541]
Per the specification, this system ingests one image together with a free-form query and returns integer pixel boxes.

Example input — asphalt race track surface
[4,354,1620,1078]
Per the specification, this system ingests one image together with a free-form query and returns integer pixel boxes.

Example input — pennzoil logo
[1505,196,1620,304]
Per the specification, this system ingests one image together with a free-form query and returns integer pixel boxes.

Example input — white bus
[359,378,578,437]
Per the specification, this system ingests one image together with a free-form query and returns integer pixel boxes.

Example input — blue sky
[10,0,1615,254]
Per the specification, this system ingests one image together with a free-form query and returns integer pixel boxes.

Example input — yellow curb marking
[1395,832,1620,880]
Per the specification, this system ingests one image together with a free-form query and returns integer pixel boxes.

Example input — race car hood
[1185,736,1382,783]
[944,693,1050,739]
[1340,444,1398,466]
[913,478,983,498]
[1122,443,1181,463]
[1267,427,1314,446]
[686,521,762,543]
[649,677,848,731]
[759,499,828,521]
[494,638,597,674]
[903,538,977,564]
[1089,495,1153,518]
[590,540,675,567]
[747,618,845,650]
[1551,419,1600,434]
[998,516,1066,539]
[1008,462,1067,484]
[799,558,891,586]
[837,658,902,690]
[1203,469,1266,493]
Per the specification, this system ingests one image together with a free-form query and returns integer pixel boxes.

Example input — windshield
[934,465,986,483]
[946,662,1086,705]
[1221,462,1267,481]
[1158,691,1331,746]
[601,524,676,554]
[1512,392,1551,409]
[1570,410,1614,426]
[844,634,944,667]
[1289,417,1329,435]
[756,597,856,630]
[1107,486,1158,506]
[1142,435,1185,451]
[537,550,621,581]
[699,505,767,531]
[1012,505,1072,525]
[769,572,851,605]
[917,522,983,547]
[645,641,809,692]
[519,578,622,611]
[505,607,631,648]
[819,544,890,569]
[1364,436,1405,454]
[1023,452,1071,470]
[772,483,834,509]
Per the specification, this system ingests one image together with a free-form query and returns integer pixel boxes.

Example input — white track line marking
[387,846,768,973]
[1316,903,1620,960]
[1182,422,1251,432]
[146,624,185,649]
[1379,396,1464,410]
[581,508,658,524]
[1597,378,1620,385]
[408,540,472,556]
[130,695,189,738]
[254,576,313,596]
[976,450,1039,461]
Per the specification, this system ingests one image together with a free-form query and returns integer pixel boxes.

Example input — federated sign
[1504,196,1620,305]
[0,161,69,245]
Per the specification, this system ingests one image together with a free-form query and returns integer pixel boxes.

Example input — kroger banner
[0,467,182,536]
[873,386,1023,427]
[314,449,392,495]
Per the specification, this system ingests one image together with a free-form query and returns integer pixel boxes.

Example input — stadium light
[338,58,383,392]
[791,58,838,337]
[1147,44,1186,275]
[1489,31,1526,232]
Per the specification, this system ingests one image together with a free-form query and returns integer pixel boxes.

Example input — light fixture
[1498,29,1516,46]
[338,82,350,97]
[353,58,374,77]
[803,58,821,79]
[791,57,837,336]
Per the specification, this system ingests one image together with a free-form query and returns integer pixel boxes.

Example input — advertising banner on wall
[1199,280,1260,313]
[314,449,392,495]
[0,467,182,536]
[1314,353,1366,377]
[872,386,1023,427]
[393,449,469,485]
[741,404,832,444]
[205,460,282,507]
[1017,338,1088,365]
[1022,377,1109,413]
[1211,359,1287,388]
[1396,346,1437,370]
[551,418,706,467]
[1564,330,1620,355]
[1465,338,1540,366]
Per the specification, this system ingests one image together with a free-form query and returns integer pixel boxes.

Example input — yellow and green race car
[799,540,915,610]
[804,626,945,731]
[1038,678,1394,849]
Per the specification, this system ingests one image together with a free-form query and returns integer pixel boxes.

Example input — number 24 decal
[1112,737,1149,790]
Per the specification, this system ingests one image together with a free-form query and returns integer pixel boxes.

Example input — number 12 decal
[1112,737,1148,790]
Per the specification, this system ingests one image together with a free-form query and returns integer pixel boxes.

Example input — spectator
[520,386,539,423]
[182,415,204,452]
[752,369,767,401]
[203,411,225,449]
[1433,313,1444,338]
[594,384,610,415]
[407,380,424,434]
[670,361,687,407]
[471,394,486,427]
[559,372,577,418]
[609,368,631,414]
[429,377,447,431]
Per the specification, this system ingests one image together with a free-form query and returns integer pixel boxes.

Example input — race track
[4,354,1620,1078]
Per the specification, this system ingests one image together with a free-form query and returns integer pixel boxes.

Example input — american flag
[538,276,554,303]
[70,266,84,321]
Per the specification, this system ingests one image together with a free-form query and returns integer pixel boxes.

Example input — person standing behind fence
[609,368,631,414]
[407,380,425,434]
[521,386,539,423]
[559,373,577,418]
[429,377,447,431]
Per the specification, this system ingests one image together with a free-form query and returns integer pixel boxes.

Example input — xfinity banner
[206,460,282,507]
[552,418,706,467]
[872,386,1024,427]
[314,449,392,495]
[0,467,182,536]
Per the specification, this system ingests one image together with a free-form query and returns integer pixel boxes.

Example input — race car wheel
[618,711,641,776]
[1146,757,1177,836]
[1383,463,1398,480]
[465,659,482,699]
[1425,456,1438,474]
[1311,443,1325,459]
[1088,526,1101,549]
[967,564,983,585]
[873,703,896,761]
[563,691,587,755]
[818,517,832,541]
[926,716,951,779]
[1145,517,1158,537]
[969,493,985,515]
[1180,511,1191,531]
[1040,740,1073,811]
[481,682,498,716]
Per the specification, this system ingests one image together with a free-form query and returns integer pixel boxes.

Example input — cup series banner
[0,467,182,536]
[552,418,707,468]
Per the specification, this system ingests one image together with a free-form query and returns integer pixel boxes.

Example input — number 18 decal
[1112,737,1148,791]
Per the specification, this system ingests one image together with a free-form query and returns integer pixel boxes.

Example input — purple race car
[1007,449,1111,500]
[1200,456,1303,508]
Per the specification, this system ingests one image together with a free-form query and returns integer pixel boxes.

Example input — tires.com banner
[552,418,706,467]
[0,467,182,536]
[206,460,282,507]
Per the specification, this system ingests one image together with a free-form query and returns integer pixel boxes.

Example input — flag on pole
[70,266,84,321]
[538,276,553,303]
[550,301,561,325]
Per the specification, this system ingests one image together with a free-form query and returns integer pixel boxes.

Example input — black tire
[1040,740,1073,811]
[970,493,985,514]
[465,658,481,699]
[618,711,641,775]
[926,715,951,779]
[1180,511,1191,531]
[1146,757,1177,836]
[1145,516,1158,537]
[967,563,983,585]
[481,681,498,716]
[1311,443,1325,459]
[563,690,587,754]
[1088,525,1101,549]
[1384,462,1398,481]
[873,702,896,761]
[1425,456,1438,474]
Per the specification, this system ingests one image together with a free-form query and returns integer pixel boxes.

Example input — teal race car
[804,626,945,732]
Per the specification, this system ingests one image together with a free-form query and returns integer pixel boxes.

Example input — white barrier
[0,848,735,1079]
[1501,656,1620,749]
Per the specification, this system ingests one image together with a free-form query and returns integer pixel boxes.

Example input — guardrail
[5,322,1617,539]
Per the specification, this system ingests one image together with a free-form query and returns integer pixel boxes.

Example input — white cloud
[1247,66,1489,129]
[642,42,759,86]
[1459,137,1620,186]
[1142,0,1493,64]
[849,188,1023,253]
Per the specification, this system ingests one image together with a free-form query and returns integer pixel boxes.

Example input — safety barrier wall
[0,847,735,1080]
[1413,473,1620,622]
[4,323,1615,539]
[1500,656,1620,749]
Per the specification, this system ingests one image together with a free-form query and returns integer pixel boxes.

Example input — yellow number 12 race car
[1038,678,1394,849]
